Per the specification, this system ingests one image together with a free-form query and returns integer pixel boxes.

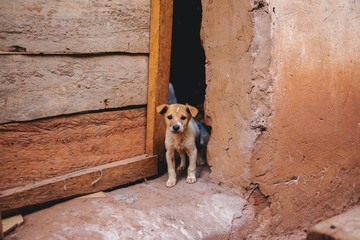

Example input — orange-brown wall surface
[202,0,360,236]
[201,0,256,188]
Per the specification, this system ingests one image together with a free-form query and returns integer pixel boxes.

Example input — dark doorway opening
[169,0,206,107]
[166,0,209,174]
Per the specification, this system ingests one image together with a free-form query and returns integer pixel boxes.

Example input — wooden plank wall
[0,55,148,123]
[0,108,147,191]
[0,0,151,123]
[0,0,157,211]
[0,0,150,54]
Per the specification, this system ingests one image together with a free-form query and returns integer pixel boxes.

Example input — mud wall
[201,0,256,188]
[202,0,360,236]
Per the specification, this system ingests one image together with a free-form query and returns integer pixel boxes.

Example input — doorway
[169,0,206,108]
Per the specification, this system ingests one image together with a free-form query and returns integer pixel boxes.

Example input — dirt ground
[5,166,254,240]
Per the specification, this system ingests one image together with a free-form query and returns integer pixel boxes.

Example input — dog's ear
[156,104,169,115]
[186,104,198,118]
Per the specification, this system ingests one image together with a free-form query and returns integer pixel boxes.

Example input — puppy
[156,103,199,187]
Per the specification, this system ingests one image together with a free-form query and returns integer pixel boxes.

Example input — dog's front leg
[186,148,197,184]
[166,149,177,187]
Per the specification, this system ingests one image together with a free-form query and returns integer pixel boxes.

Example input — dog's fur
[156,103,199,187]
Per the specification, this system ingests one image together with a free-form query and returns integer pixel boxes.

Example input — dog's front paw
[186,175,197,184]
[166,177,177,187]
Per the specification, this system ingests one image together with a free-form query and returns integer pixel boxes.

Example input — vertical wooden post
[146,0,173,159]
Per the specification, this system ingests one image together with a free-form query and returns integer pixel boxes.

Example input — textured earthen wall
[202,0,360,236]
[252,0,360,235]
[201,0,256,188]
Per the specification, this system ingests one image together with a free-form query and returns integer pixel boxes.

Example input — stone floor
[5,166,253,240]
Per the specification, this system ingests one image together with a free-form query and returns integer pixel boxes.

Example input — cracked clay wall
[202,0,360,235]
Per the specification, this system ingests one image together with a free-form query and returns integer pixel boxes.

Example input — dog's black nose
[172,125,180,132]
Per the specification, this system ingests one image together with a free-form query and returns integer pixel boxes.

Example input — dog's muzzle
[170,123,183,133]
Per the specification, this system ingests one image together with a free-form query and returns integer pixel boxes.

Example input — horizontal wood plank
[0,0,150,54]
[0,55,148,123]
[0,108,146,191]
[0,154,157,211]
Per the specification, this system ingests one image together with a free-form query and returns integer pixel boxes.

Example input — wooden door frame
[146,0,173,160]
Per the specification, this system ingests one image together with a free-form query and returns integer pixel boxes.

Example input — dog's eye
[167,115,173,120]
[181,116,187,120]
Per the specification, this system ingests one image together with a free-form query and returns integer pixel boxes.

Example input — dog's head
[156,104,198,133]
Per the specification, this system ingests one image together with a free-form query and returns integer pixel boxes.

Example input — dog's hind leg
[196,154,205,166]
[165,149,177,187]
[177,153,186,171]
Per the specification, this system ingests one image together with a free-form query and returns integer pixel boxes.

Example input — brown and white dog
[156,103,200,187]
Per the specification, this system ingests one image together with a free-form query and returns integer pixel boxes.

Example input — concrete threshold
[5,166,251,240]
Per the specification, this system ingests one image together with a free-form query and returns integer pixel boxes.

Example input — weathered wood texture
[0,55,148,123]
[0,108,146,191]
[2,215,23,234]
[146,0,173,158]
[307,207,360,240]
[0,0,150,54]
[0,154,157,211]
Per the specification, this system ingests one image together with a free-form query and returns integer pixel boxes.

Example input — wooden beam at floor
[0,154,157,212]
[146,0,173,159]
